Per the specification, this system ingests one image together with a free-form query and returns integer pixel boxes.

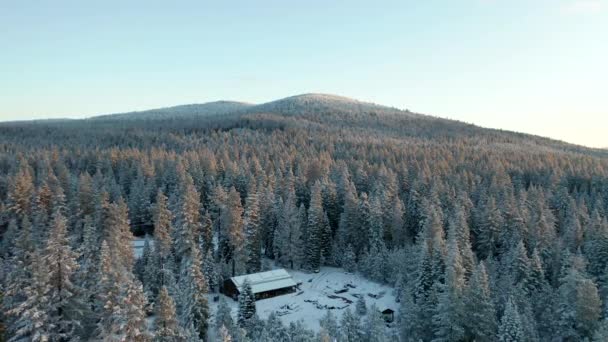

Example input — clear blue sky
[1,0,606,147]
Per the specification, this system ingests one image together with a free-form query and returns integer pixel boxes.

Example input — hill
[92,100,253,121]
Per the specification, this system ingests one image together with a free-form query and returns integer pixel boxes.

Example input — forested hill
[1,93,608,341]
[1,93,606,159]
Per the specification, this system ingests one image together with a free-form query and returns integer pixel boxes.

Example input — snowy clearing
[209,266,397,332]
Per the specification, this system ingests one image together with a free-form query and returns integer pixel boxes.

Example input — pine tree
[223,187,245,276]
[178,244,210,341]
[319,310,339,340]
[237,279,256,329]
[155,286,185,342]
[556,254,602,340]
[44,210,84,338]
[124,279,151,342]
[365,304,388,342]
[202,248,218,292]
[153,190,173,260]
[498,298,525,342]
[6,248,51,341]
[104,198,135,275]
[340,307,364,342]
[3,216,35,319]
[173,175,202,267]
[432,229,466,342]
[342,244,357,272]
[244,189,261,273]
[6,163,34,219]
[305,182,324,271]
[96,240,123,340]
[274,192,304,269]
[200,210,213,254]
[215,298,234,333]
[463,262,497,342]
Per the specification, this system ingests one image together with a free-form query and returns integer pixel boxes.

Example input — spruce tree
[155,286,185,342]
[123,279,151,342]
[305,182,324,271]
[463,262,497,341]
[498,298,525,342]
[340,307,364,342]
[178,244,210,341]
[319,310,339,340]
[42,209,85,340]
[237,279,256,329]
[243,189,261,273]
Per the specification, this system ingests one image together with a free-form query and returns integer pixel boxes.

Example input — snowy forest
[1,94,608,341]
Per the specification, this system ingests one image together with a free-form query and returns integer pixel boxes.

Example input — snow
[209,266,397,332]
[230,269,297,294]
[132,236,153,258]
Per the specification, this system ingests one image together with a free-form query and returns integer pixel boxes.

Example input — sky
[1,0,606,148]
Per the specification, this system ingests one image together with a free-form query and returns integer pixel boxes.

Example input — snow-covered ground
[132,236,153,258]
[209,266,397,332]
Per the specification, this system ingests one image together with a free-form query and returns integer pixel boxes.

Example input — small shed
[221,269,297,301]
[381,308,395,323]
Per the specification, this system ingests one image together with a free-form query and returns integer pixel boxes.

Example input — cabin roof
[230,269,297,294]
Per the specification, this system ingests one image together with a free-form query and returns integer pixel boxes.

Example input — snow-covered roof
[231,269,297,294]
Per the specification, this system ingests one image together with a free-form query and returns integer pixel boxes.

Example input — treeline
[0,107,607,341]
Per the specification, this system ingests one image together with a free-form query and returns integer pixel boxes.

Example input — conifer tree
[244,189,262,273]
[42,209,85,340]
[216,298,234,333]
[6,163,34,219]
[319,310,339,341]
[173,175,201,267]
[155,286,185,342]
[178,244,210,341]
[463,262,497,341]
[274,193,304,269]
[200,210,213,254]
[340,307,364,342]
[123,279,151,342]
[7,248,51,341]
[153,190,174,261]
[305,182,325,271]
[237,279,256,329]
[366,304,388,342]
[223,187,245,276]
[433,230,466,342]
[498,298,525,342]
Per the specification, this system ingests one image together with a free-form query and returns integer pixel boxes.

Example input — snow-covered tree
[365,304,388,342]
[177,244,210,341]
[463,262,497,341]
[215,298,234,334]
[237,279,256,329]
[340,307,364,342]
[41,210,85,340]
[244,189,262,273]
[305,182,325,271]
[498,298,525,342]
[319,310,339,340]
[155,286,185,342]
[123,279,151,342]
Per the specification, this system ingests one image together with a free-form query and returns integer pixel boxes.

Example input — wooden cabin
[381,308,395,323]
[221,269,297,301]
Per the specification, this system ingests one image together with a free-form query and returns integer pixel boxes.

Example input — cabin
[222,269,297,301]
[381,308,395,323]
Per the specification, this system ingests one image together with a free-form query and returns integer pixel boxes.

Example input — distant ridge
[92,100,253,120]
